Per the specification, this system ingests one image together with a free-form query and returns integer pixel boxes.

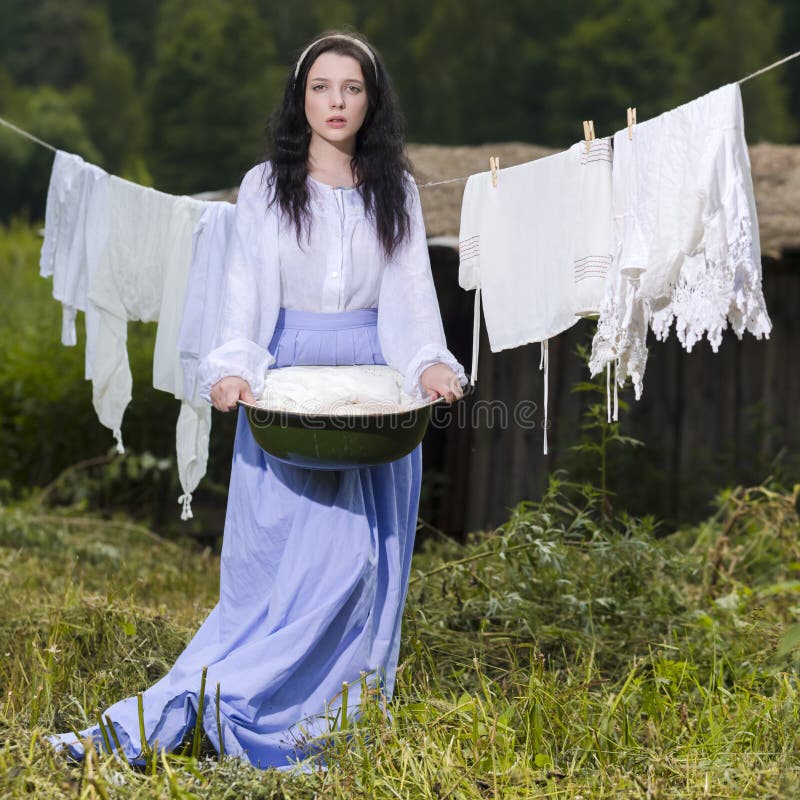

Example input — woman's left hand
[420,363,464,403]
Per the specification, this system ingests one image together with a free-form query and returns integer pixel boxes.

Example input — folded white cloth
[257,365,418,415]
[590,83,771,401]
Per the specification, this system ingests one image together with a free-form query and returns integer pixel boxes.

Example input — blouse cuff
[197,338,275,403]
[405,343,468,401]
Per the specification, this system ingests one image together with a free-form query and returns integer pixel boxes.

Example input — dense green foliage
[0,221,238,536]
[0,0,798,213]
[1,477,799,797]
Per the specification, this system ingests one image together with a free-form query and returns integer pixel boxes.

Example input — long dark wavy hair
[264,31,413,259]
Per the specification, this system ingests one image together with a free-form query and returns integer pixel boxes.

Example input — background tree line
[0,0,798,220]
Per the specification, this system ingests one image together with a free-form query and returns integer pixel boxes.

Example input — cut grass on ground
[1,477,799,798]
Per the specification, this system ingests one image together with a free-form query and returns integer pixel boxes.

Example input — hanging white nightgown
[87,177,206,452]
[590,83,771,401]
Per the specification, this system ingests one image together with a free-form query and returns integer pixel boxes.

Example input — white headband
[293,35,378,81]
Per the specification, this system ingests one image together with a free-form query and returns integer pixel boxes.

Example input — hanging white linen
[87,177,206,452]
[457,140,613,450]
[590,83,771,400]
[171,201,236,520]
[39,151,109,347]
[176,202,236,402]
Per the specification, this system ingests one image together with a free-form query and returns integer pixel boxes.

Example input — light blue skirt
[50,308,422,768]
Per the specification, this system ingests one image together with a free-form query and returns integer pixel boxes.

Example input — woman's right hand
[210,377,255,412]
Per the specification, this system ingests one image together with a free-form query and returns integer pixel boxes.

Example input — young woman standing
[52,31,465,768]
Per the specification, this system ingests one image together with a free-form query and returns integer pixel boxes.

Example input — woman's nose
[329,92,345,108]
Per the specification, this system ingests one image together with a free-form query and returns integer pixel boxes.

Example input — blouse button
[331,271,338,277]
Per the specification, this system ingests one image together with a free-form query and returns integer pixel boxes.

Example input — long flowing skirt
[50,307,422,768]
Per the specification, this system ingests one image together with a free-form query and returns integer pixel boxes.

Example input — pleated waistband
[275,307,378,331]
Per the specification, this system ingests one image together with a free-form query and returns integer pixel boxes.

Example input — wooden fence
[422,248,800,535]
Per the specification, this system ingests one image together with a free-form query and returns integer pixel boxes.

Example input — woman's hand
[420,363,464,403]
[210,377,255,412]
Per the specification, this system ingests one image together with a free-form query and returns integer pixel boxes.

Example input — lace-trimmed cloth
[590,83,771,401]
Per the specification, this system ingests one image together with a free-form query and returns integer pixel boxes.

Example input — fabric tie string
[470,285,481,385]
[112,428,125,455]
[178,492,194,521]
[540,339,549,455]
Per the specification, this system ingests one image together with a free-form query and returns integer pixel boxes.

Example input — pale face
[304,51,369,152]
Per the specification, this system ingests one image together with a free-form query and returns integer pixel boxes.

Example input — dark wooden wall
[422,247,800,536]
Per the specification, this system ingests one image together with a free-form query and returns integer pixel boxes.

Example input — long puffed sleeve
[197,164,280,403]
[378,178,467,400]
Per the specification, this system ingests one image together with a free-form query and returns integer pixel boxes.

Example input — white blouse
[197,162,466,402]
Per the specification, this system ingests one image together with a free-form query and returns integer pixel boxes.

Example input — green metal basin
[239,397,444,470]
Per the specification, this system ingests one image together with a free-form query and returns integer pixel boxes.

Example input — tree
[0,74,100,220]
[688,0,794,142]
[145,0,284,194]
[545,0,684,145]
[71,5,145,175]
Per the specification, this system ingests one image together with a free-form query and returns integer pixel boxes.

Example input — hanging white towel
[39,151,108,346]
[590,83,771,401]
[87,177,205,452]
[458,140,613,450]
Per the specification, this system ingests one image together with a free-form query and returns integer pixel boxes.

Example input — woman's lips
[326,118,347,128]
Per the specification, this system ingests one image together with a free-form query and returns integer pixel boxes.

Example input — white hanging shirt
[458,140,612,353]
[197,163,466,403]
[39,151,108,347]
[457,141,613,451]
[590,83,771,400]
[87,176,206,451]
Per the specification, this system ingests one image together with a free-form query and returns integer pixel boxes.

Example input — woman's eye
[312,84,326,91]
[347,85,362,94]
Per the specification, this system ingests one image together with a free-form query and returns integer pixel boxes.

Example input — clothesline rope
[737,48,800,85]
[416,48,800,190]
[1,47,799,191]
[0,115,58,153]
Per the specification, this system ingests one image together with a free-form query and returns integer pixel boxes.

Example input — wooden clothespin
[627,106,637,140]
[489,156,499,188]
[582,120,595,153]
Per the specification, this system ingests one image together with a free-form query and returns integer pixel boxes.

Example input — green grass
[1,477,799,798]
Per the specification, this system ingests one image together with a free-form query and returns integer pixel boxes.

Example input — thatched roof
[748,144,800,259]
[208,142,800,259]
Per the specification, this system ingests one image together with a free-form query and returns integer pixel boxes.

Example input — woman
[51,31,465,768]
